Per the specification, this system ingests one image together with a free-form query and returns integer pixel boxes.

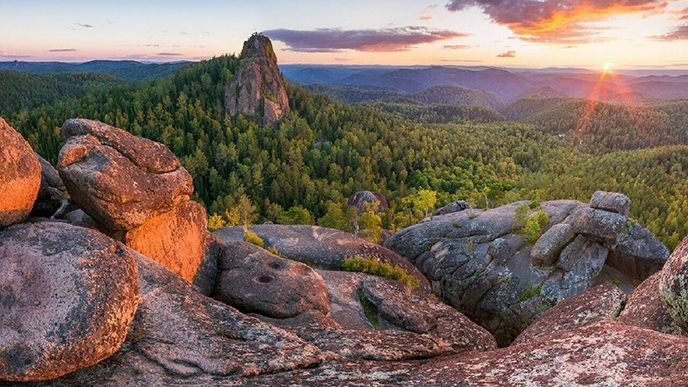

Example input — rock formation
[0,222,139,381]
[434,200,469,216]
[0,118,41,228]
[214,224,429,290]
[224,34,289,126]
[57,119,218,291]
[347,190,388,214]
[512,283,626,345]
[58,119,193,231]
[383,194,668,344]
[243,321,688,386]
[660,237,688,332]
[620,271,685,335]
[215,240,330,319]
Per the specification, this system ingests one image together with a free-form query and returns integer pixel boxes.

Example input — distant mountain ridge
[0,60,191,81]
[283,65,688,101]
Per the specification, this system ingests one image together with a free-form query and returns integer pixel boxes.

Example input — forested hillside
[0,71,121,114]
[0,60,190,81]
[5,54,688,249]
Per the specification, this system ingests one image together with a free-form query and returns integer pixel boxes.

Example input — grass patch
[244,229,265,248]
[342,256,421,289]
[519,281,543,302]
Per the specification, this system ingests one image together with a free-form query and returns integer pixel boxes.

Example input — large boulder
[57,119,193,231]
[214,224,429,291]
[347,191,388,214]
[57,119,220,292]
[30,154,66,218]
[384,197,666,345]
[570,207,627,247]
[619,272,685,336]
[607,223,669,280]
[512,284,626,345]
[589,190,631,216]
[530,223,575,266]
[0,222,139,381]
[123,200,215,289]
[244,321,688,386]
[215,241,330,319]
[0,117,41,228]
[225,34,289,126]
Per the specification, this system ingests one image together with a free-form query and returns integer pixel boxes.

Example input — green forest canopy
[4,55,688,250]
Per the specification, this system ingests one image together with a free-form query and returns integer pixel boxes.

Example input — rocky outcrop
[318,271,497,353]
[242,321,688,386]
[58,119,193,231]
[9,248,328,386]
[530,223,575,266]
[512,284,626,345]
[57,119,218,291]
[0,117,41,228]
[660,238,688,332]
[570,207,626,247]
[347,191,388,214]
[589,191,631,216]
[384,196,667,345]
[214,224,429,290]
[434,200,468,216]
[607,222,669,280]
[619,271,685,336]
[122,200,215,288]
[215,240,330,319]
[225,34,289,127]
[0,222,139,381]
[30,155,66,218]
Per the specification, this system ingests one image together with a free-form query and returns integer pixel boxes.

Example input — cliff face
[224,34,289,127]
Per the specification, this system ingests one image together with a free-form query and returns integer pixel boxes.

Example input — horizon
[4,58,688,75]
[2,0,688,71]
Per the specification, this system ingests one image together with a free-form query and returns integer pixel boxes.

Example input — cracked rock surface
[384,198,668,345]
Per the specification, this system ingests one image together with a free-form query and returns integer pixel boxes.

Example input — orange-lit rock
[124,200,214,287]
[0,117,41,228]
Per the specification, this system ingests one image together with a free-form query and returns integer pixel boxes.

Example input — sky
[1,0,687,69]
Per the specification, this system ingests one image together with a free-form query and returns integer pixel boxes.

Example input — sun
[602,62,613,73]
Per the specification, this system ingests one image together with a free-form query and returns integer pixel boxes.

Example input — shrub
[524,209,550,243]
[243,229,264,248]
[208,213,226,231]
[514,203,530,228]
[342,256,420,288]
[266,246,284,258]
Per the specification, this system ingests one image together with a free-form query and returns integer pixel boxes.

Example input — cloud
[497,50,516,57]
[681,8,688,20]
[445,0,669,44]
[76,23,95,28]
[420,4,438,20]
[0,52,32,59]
[444,44,476,49]
[651,24,688,40]
[49,48,77,52]
[156,52,183,56]
[264,27,469,52]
